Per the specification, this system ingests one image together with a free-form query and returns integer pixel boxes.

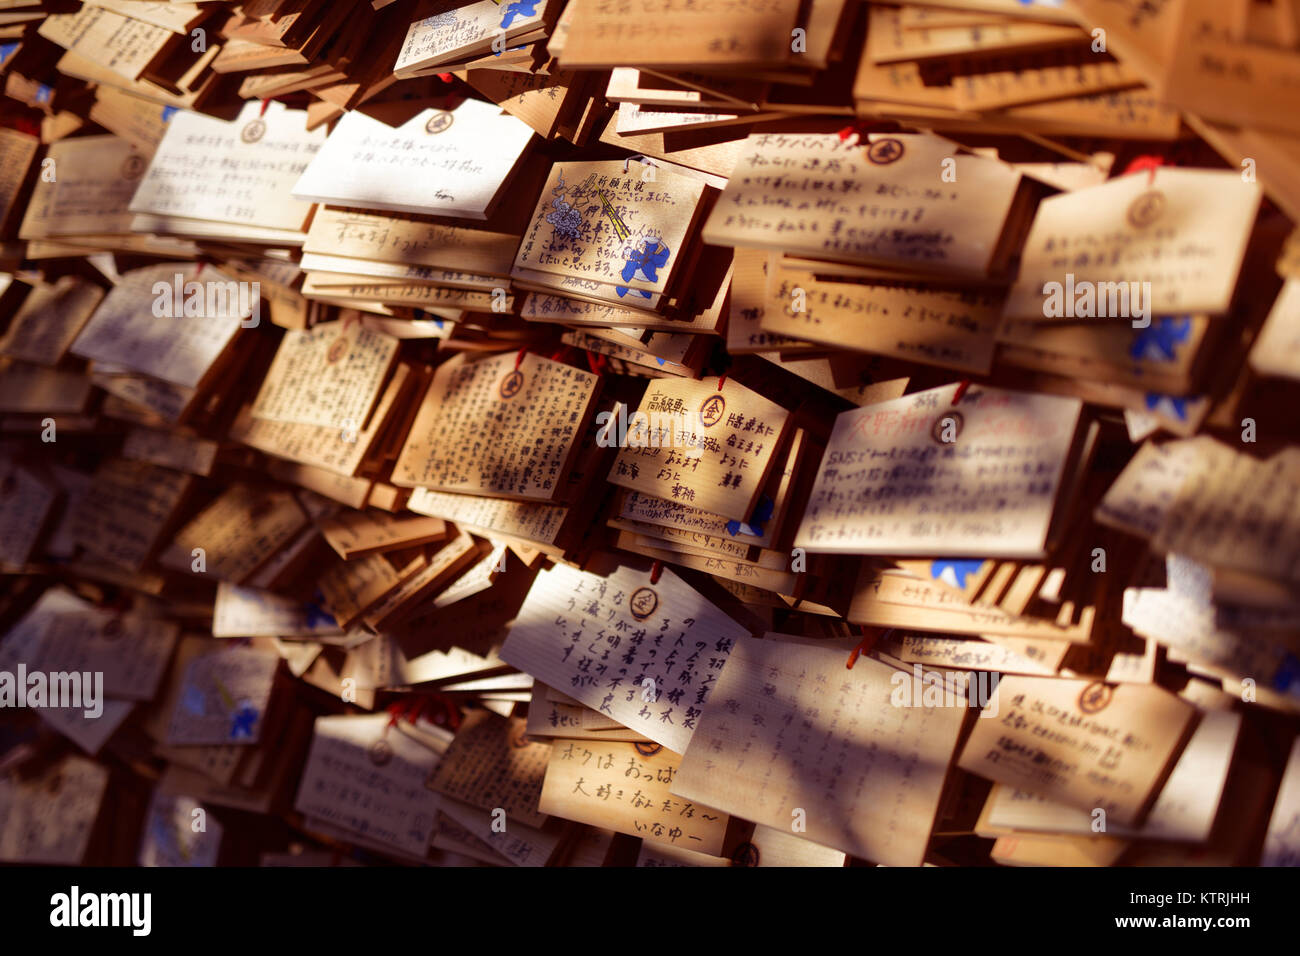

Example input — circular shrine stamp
[1078,681,1114,714]
[629,586,659,621]
[425,111,454,134]
[120,154,147,180]
[731,842,760,867]
[368,738,393,767]
[499,369,525,399]
[699,393,726,428]
[866,137,905,165]
[1127,190,1165,228]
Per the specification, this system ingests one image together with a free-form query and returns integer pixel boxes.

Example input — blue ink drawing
[618,239,670,299]
[1274,654,1300,696]
[930,559,983,590]
[726,497,775,537]
[302,597,337,631]
[1144,391,1189,421]
[545,174,583,242]
[500,0,539,29]
[181,684,207,716]
[1130,315,1191,363]
[162,106,178,123]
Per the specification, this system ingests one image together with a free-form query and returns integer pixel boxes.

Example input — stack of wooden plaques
[0,0,1298,871]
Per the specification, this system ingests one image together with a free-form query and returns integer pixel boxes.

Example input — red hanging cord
[846,627,882,670]
[836,121,872,144]
[1123,154,1166,186]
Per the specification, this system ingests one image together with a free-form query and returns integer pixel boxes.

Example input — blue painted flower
[181,684,207,716]
[931,559,983,589]
[303,595,337,630]
[1130,316,1191,363]
[1273,654,1300,695]
[1144,391,1188,420]
[725,496,775,537]
[229,702,259,740]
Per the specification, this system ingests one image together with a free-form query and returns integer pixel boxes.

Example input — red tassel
[260,97,272,117]
[952,379,971,406]
[515,347,527,370]
[649,561,663,585]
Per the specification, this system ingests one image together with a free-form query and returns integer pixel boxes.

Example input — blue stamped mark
[181,684,207,716]
[500,0,539,29]
[150,817,190,863]
[931,559,984,590]
[1273,654,1300,696]
[618,239,670,299]
[1130,315,1191,363]
[229,701,259,740]
[726,496,775,537]
[303,592,337,630]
